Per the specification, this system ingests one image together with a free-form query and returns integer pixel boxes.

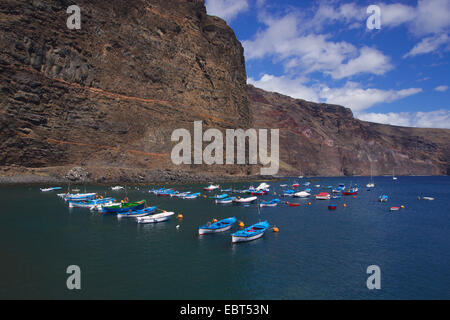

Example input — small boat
[198,217,237,235]
[111,186,124,191]
[315,192,331,200]
[279,184,288,187]
[292,183,300,187]
[231,221,270,243]
[69,197,115,209]
[379,195,389,202]
[390,206,400,211]
[259,199,281,207]
[212,194,229,199]
[215,197,236,204]
[366,183,375,188]
[283,190,295,197]
[256,183,270,190]
[40,187,62,192]
[233,196,258,204]
[422,197,434,201]
[288,203,300,207]
[328,205,337,210]
[204,184,220,191]
[117,206,156,218]
[250,190,268,196]
[303,182,311,186]
[173,192,191,198]
[342,188,358,196]
[182,192,201,199]
[136,211,175,224]
[65,193,97,201]
[220,188,232,192]
[101,200,146,214]
[294,191,310,198]
[314,185,321,188]
[157,189,178,196]
[331,195,341,199]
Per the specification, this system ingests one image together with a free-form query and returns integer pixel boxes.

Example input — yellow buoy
[212,218,218,223]
[401,205,405,209]
[273,226,279,233]
[274,192,276,195]
[343,203,347,207]
[238,221,245,228]
[177,214,183,220]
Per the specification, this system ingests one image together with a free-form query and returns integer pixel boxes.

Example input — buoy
[203,195,207,198]
[307,202,311,205]
[238,221,245,228]
[401,205,405,209]
[177,214,183,219]
[212,218,218,223]
[353,196,357,199]
[343,203,347,207]
[273,226,279,232]
[274,192,276,195]
[417,196,421,200]
[176,225,180,229]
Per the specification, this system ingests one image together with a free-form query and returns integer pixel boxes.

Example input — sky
[205,0,450,129]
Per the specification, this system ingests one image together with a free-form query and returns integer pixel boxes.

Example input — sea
[0,176,449,299]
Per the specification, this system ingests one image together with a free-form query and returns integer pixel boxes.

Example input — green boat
[101,200,146,214]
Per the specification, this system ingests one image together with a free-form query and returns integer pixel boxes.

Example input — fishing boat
[423,197,434,201]
[250,190,268,196]
[292,183,300,187]
[259,199,281,207]
[111,186,124,191]
[157,189,178,196]
[40,187,62,192]
[366,163,375,188]
[379,195,389,202]
[294,191,310,198]
[303,182,311,186]
[136,211,175,224]
[198,217,237,235]
[65,193,97,201]
[342,187,358,196]
[233,196,257,204]
[212,194,228,199]
[279,184,288,187]
[331,195,341,199]
[390,206,400,211]
[328,205,337,210]
[215,197,236,204]
[392,168,397,180]
[117,206,156,218]
[101,200,146,214]
[221,188,232,192]
[182,192,201,199]
[256,183,270,190]
[173,192,191,198]
[283,190,295,197]
[231,221,270,243]
[69,197,115,209]
[288,203,300,207]
[204,184,219,191]
[315,192,331,200]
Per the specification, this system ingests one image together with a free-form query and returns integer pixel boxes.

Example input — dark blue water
[0,176,449,299]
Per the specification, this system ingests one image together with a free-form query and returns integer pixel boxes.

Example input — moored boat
[342,188,358,195]
[182,192,201,199]
[136,211,175,224]
[40,187,62,192]
[69,197,115,209]
[233,196,257,204]
[390,206,400,211]
[379,195,389,202]
[101,200,146,214]
[215,197,236,204]
[198,217,237,235]
[117,206,156,218]
[294,191,310,198]
[65,193,97,201]
[204,184,220,191]
[231,221,270,243]
[288,203,300,207]
[423,197,434,201]
[259,199,281,207]
[315,192,331,200]
[328,205,337,210]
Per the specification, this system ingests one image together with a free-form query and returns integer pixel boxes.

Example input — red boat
[251,190,268,196]
[288,203,300,207]
[328,205,337,210]
[342,188,358,195]
[315,192,331,200]
[292,183,300,187]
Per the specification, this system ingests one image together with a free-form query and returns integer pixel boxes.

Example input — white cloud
[434,85,449,92]
[404,33,450,58]
[357,109,450,129]
[242,13,392,79]
[248,74,422,113]
[205,0,249,22]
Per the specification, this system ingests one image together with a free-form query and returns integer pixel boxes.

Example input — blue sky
[205,0,450,128]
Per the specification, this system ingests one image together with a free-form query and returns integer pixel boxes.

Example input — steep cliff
[248,85,450,176]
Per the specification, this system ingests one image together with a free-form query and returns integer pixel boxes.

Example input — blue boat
[198,217,237,235]
[101,200,146,214]
[65,193,97,201]
[259,199,281,207]
[379,195,389,202]
[283,190,295,197]
[232,221,270,243]
[221,188,232,192]
[68,197,115,208]
[212,193,228,199]
[215,197,236,204]
[117,206,156,218]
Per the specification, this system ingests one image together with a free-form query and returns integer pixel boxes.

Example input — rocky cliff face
[248,85,450,176]
[0,0,448,183]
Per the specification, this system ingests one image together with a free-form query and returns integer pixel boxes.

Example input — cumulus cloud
[248,75,422,112]
[404,34,450,58]
[434,85,449,92]
[205,0,249,22]
[357,109,450,129]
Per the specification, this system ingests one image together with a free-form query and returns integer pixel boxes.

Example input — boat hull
[136,212,174,224]
[232,232,264,243]
[198,224,233,235]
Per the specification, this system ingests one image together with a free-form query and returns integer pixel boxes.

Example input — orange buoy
[212,218,218,223]
[353,196,357,199]
[238,221,245,228]
[273,226,279,232]
[177,214,183,220]
[401,205,405,209]
[307,202,311,206]
[343,203,347,207]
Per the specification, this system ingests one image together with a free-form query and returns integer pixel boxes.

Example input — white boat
[256,182,270,190]
[366,183,375,188]
[233,196,258,203]
[315,192,331,200]
[204,184,219,191]
[136,212,174,224]
[40,187,62,192]
[423,197,434,201]
[215,197,236,204]
[294,191,310,198]
[111,186,124,190]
